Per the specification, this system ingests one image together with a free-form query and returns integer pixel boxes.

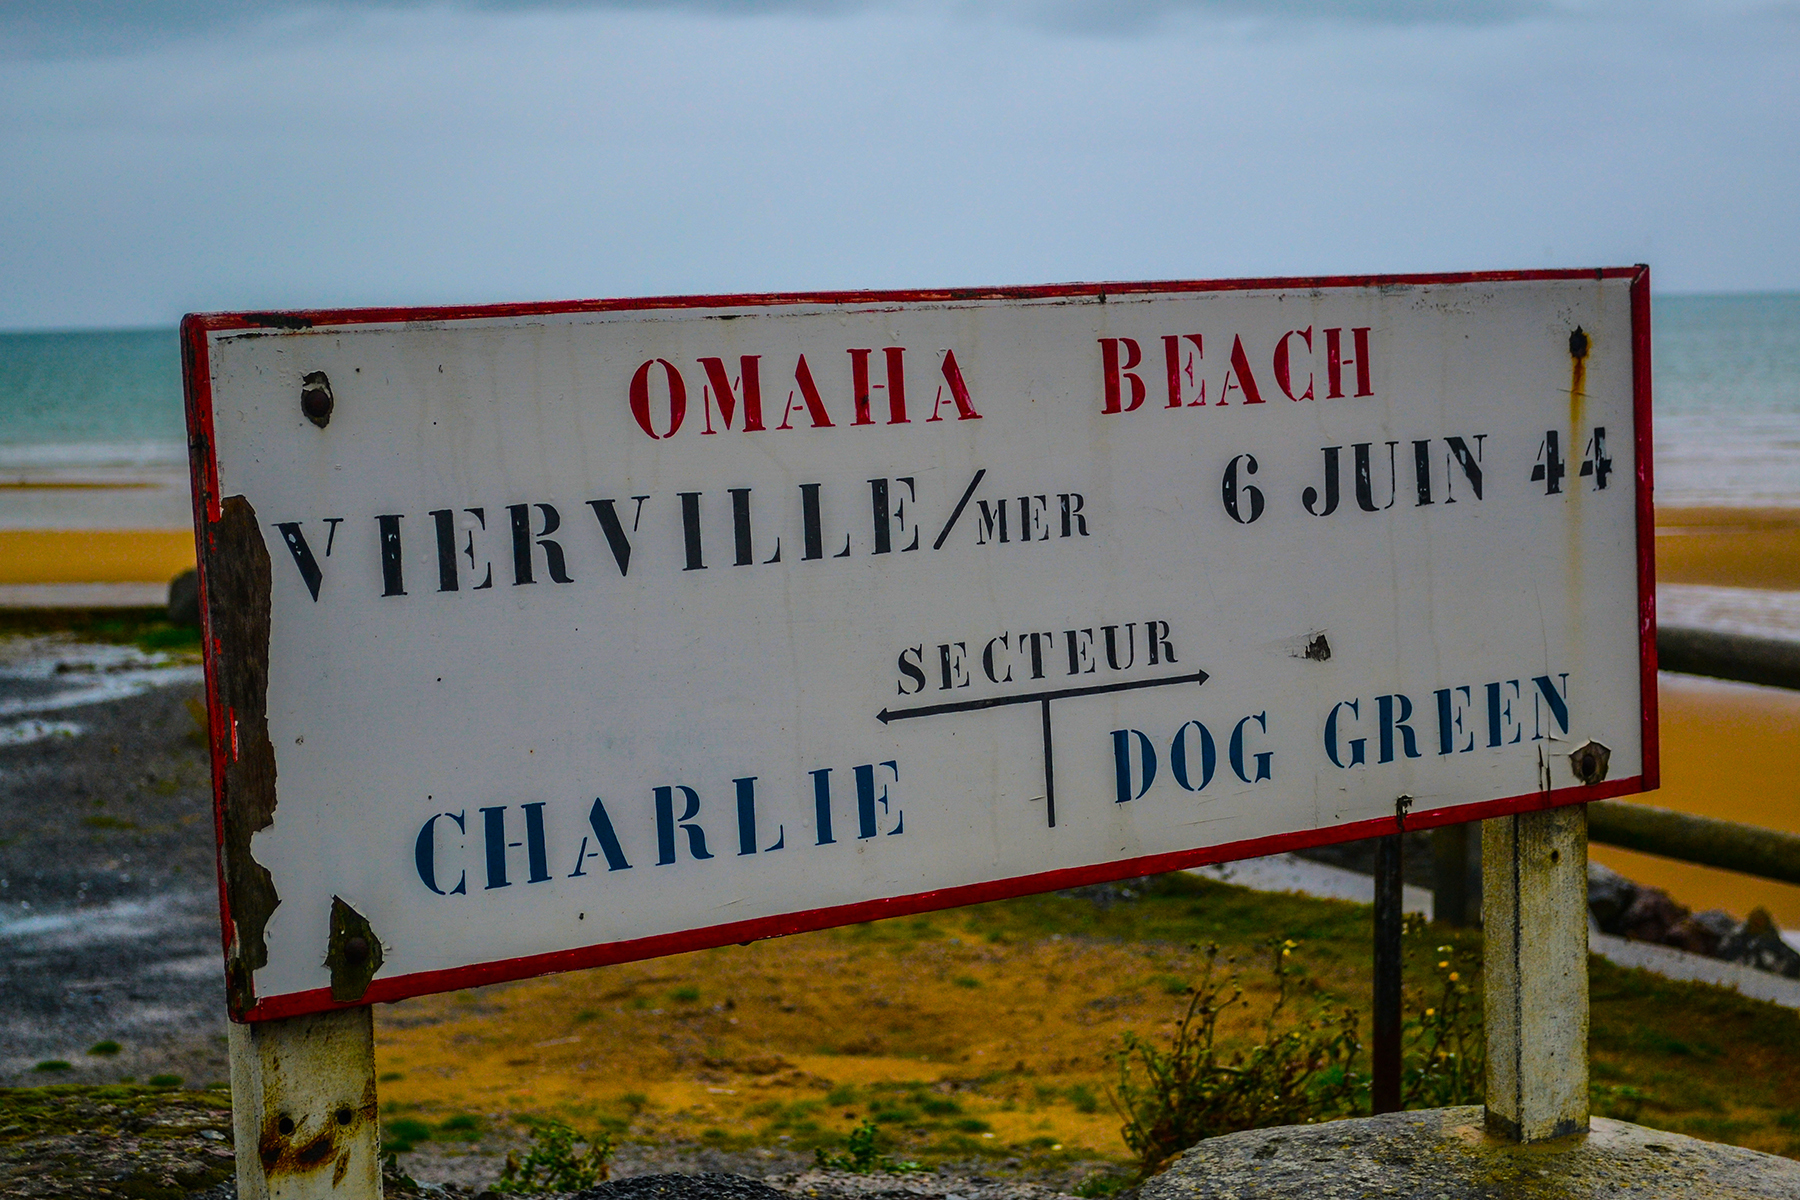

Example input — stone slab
[1139,1106,1800,1199]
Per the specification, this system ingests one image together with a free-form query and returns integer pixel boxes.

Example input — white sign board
[184,270,1656,1021]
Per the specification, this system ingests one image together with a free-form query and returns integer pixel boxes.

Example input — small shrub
[953,1117,991,1133]
[1110,941,1364,1177]
[920,1097,962,1116]
[871,1104,919,1124]
[1073,1170,1132,1197]
[33,1061,72,1073]
[148,1074,183,1088]
[670,986,701,1003]
[438,1113,482,1140]
[825,1084,858,1106]
[814,1119,922,1174]
[495,1120,613,1193]
[1067,1084,1100,1114]
[384,1118,433,1153]
[953,976,980,989]
[87,1040,122,1057]
[1592,1083,1653,1124]
[1401,940,1484,1109]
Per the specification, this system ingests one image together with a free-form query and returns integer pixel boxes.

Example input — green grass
[0,608,199,654]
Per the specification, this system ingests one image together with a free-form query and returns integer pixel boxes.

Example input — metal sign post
[184,269,1654,1193]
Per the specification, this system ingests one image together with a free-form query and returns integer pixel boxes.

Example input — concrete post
[1482,806,1589,1142]
[229,1006,380,1199]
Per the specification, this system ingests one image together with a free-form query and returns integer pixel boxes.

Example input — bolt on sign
[183,268,1656,1020]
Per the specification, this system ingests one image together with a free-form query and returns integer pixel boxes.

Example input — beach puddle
[0,637,202,721]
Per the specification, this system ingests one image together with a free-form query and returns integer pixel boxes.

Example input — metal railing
[1658,625,1800,692]
[1587,800,1800,887]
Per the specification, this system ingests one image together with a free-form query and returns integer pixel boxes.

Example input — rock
[167,569,201,626]
[1586,861,1638,933]
[1719,907,1800,978]
[1138,1106,1800,1198]
[1619,886,1689,944]
[571,1175,792,1200]
[1665,908,1738,957]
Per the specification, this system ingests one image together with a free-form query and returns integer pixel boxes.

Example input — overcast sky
[1,1,1795,330]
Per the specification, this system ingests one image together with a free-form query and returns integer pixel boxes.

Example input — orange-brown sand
[0,529,194,585]
[1656,506,1800,590]
[1597,505,1800,924]
[1594,672,1800,927]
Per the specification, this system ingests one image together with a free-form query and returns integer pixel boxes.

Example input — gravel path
[0,636,227,1088]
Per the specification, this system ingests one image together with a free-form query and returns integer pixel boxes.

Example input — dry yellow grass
[373,891,1376,1167]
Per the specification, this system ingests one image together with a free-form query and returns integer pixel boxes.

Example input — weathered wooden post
[229,1008,381,1199]
[1482,806,1590,1142]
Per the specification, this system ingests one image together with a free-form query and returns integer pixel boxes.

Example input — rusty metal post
[228,1005,379,1199]
[1371,833,1404,1113]
[1482,807,1589,1143]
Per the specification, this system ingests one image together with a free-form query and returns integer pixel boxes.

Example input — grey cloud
[0,0,1568,60]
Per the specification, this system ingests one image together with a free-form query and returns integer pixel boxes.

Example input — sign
[183,269,1656,1021]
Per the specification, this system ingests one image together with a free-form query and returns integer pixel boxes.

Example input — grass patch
[0,608,200,654]
[368,869,1800,1166]
[87,1041,121,1057]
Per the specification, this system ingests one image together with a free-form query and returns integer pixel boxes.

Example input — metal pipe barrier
[1588,800,1800,887]
[1658,625,1800,692]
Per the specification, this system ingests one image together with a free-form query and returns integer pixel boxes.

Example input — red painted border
[181,268,1657,1022]
[1630,267,1661,791]
[181,315,236,969]
[183,266,1645,337]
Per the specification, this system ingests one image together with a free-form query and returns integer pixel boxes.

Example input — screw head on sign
[300,371,334,428]
[1568,740,1611,786]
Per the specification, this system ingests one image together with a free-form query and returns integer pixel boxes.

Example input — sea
[1,291,1797,550]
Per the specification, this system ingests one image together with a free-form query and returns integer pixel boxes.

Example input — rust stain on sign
[205,494,280,1013]
[1568,326,1590,428]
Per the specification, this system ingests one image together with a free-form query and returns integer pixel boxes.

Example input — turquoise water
[0,329,182,466]
[1,294,1796,502]
[1655,293,1800,417]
